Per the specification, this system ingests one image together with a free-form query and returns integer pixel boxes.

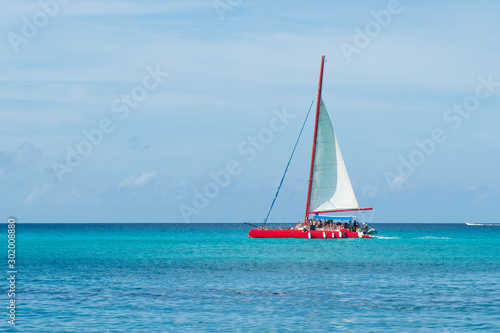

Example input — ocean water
[1,223,499,332]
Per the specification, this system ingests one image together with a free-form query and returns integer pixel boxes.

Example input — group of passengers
[257,219,368,233]
[295,219,361,232]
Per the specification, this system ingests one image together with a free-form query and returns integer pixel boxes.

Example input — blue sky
[1,0,499,223]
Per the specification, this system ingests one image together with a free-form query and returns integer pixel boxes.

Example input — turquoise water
[1,223,499,332]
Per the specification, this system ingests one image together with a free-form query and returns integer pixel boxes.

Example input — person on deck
[353,220,359,232]
[309,221,316,230]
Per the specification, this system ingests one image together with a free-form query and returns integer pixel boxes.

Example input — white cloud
[0,1,210,21]
[24,183,55,205]
[468,181,480,191]
[477,130,500,146]
[66,1,210,16]
[362,185,378,198]
[0,142,42,174]
[387,174,407,192]
[118,170,159,189]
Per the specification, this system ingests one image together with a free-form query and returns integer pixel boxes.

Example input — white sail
[309,99,359,212]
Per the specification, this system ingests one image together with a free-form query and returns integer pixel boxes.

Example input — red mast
[304,56,326,224]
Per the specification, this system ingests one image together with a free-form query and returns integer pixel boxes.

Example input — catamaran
[249,56,376,239]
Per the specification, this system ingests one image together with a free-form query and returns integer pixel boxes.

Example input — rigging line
[263,97,316,225]
[368,210,375,224]
[324,60,373,210]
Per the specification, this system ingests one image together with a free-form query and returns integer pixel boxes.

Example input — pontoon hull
[249,229,373,239]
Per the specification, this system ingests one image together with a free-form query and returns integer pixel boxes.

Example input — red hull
[248,229,373,239]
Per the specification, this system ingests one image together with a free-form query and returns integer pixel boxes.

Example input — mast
[304,55,325,224]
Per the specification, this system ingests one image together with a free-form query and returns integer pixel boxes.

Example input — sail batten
[309,99,359,213]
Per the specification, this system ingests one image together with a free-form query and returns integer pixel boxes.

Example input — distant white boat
[466,223,484,226]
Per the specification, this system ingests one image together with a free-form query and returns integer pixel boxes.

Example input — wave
[414,236,451,239]
[466,223,500,226]
[376,236,400,239]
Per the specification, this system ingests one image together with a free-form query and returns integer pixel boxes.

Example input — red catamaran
[249,56,375,239]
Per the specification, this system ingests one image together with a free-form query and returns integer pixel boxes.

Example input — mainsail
[308,99,359,213]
